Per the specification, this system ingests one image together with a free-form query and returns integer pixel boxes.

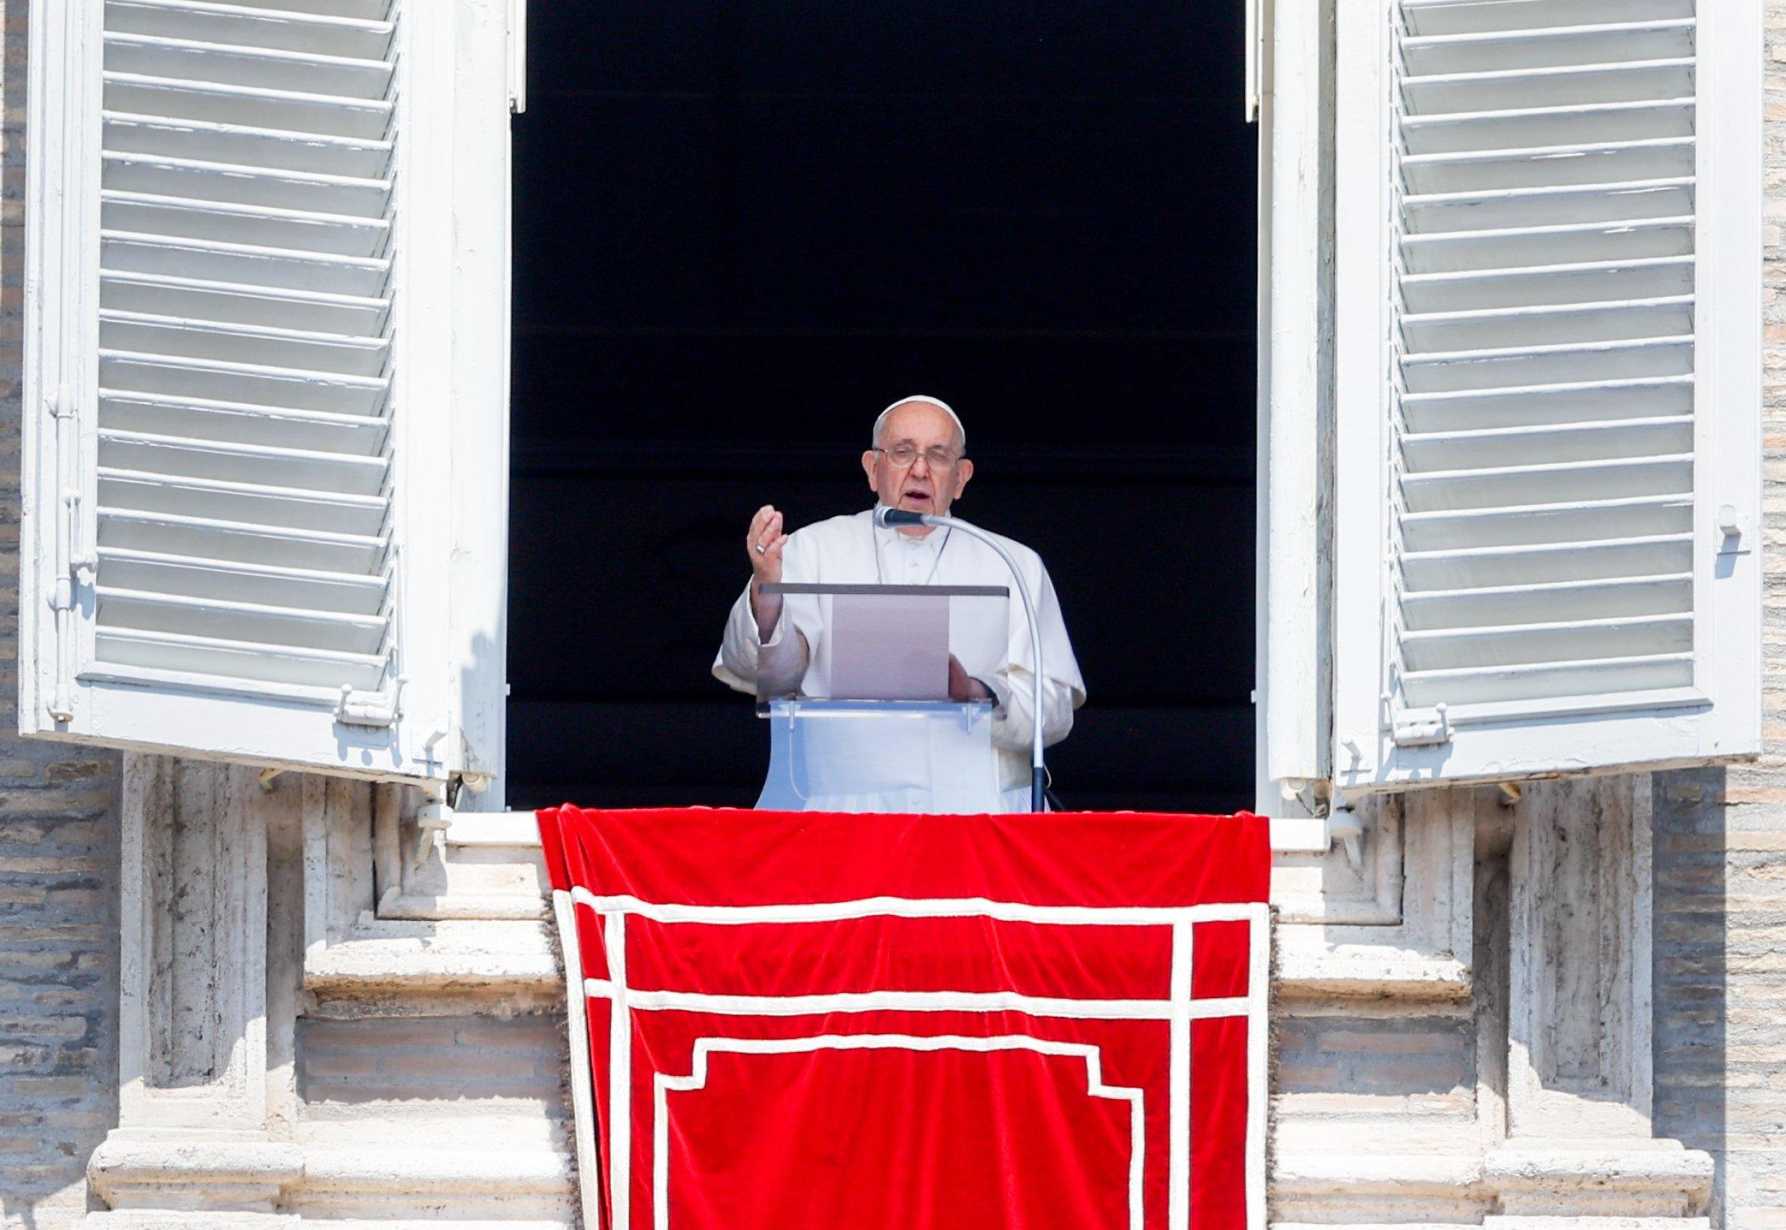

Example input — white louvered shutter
[21,0,512,785]
[1330,0,1760,790]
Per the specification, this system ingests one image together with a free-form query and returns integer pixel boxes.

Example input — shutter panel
[22,0,511,784]
[1330,0,1760,789]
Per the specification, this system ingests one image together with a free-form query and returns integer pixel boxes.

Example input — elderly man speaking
[714,395,1085,812]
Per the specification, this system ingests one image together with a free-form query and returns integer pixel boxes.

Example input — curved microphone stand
[875,507,1046,811]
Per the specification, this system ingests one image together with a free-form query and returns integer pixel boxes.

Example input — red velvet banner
[538,807,1271,1230]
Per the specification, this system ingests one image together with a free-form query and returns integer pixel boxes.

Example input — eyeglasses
[876,443,961,470]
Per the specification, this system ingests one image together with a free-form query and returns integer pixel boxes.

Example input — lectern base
[756,699,1005,814]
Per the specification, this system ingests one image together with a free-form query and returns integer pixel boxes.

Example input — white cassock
[715,508,1086,812]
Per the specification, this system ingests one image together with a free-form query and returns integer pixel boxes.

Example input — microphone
[873,504,1049,811]
[873,506,926,528]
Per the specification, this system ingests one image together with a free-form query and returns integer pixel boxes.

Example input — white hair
[872,395,966,452]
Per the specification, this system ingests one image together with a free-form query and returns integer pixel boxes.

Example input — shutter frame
[20,0,510,788]
[1330,0,1761,791]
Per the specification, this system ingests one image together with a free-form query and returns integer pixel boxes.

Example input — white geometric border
[653,1034,1145,1230]
[554,891,1271,1230]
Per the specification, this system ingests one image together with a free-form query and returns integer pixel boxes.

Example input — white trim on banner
[555,892,1272,1230]
[653,1034,1146,1230]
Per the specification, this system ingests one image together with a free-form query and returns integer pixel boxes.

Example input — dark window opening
[508,3,1257,812]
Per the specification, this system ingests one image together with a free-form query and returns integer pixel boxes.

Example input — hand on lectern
[948,654,991,703]
[747,505,791,641]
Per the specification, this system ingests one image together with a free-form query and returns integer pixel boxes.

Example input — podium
[755,583,1009,813]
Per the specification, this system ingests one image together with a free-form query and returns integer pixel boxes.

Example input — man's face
[861,402,975,524]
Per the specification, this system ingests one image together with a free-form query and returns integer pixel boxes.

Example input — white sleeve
[713,536,813,696]
[979,556,1085,752]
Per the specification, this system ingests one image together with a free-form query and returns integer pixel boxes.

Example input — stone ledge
[89,1134,305,1211]
[87,1133,574,1223]
[304,921,559,999]
[1271,1141,1715,1222]
[1274,943,1471,999]
[373,892,549,922]
[1487,1142,1714,1218]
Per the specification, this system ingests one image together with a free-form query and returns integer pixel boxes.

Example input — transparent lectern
[755,583,1010,813]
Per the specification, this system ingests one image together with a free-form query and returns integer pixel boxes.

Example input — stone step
[375,812,549,922]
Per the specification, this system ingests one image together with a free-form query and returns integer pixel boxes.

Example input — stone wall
[0,2,123,1227]
[1645,9,1786,1225]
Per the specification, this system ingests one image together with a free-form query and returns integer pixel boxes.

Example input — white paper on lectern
[827,593,950,700]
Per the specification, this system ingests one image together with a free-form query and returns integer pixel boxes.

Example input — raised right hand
[746,504,789,587]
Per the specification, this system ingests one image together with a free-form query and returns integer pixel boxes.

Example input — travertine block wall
[1642,7,1786,1226]
[0,3,122,1227]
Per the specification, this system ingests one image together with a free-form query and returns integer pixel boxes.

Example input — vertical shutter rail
[92,0,406,709]
[1387,0,1702,732]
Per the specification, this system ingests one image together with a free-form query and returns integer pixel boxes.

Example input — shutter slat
[100,351,387,413]
[1403,179,1695,232]
[1401,61,1694,112]
[99,467,387,536]
[1401,454,1692,513]
[1400,336,1693,392]
[100,311,389,376]
[101,191,389,255]
[1401,1,1694,38]
[99,390,387,452]
[1400,101,1693,155]
[101,232,390,296]
[1400,653,1694,708]
[103,112,393,177]
[104,0,395,59]
[103,150,393,215]
[98,507,386,573]
[97,546,387,614]
[1400,21,1695,76]
[1400,296,1694,352]
[104,74,392,137]
[1399,533,1693,591]
[216,0,391,18]
[1400,374,1694,432]
[1401,216,1693,273]
[96,585,387,654]
[1402,138,1695,195]
[1400,255,1694,313]
[102,270,391,335]
[1402,613,1691,672]
[1401,415,1693,470]
[1401,573,1694,630]
[104,32,393,97]
[1400,493,1694,551]
[98,428,388,493]
[95,627,387,691]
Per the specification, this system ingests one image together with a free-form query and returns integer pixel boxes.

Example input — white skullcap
[872,395,966,451]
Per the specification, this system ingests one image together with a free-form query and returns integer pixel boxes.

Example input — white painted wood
[1258,0,1332,804]
[1330,0,1762,790]
[21,0,514,789]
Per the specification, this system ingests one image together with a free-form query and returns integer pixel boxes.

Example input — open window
[19,0,512,788]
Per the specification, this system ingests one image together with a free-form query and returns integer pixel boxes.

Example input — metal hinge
[47,390,94,724]
[334,676,406,728]
[1390,702,1451,748]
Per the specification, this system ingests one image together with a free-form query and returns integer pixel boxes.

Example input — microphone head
[876,506,926,527]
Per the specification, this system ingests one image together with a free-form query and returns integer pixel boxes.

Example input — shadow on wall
[1651,766,1729,1226]
[0,0,125,1225]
